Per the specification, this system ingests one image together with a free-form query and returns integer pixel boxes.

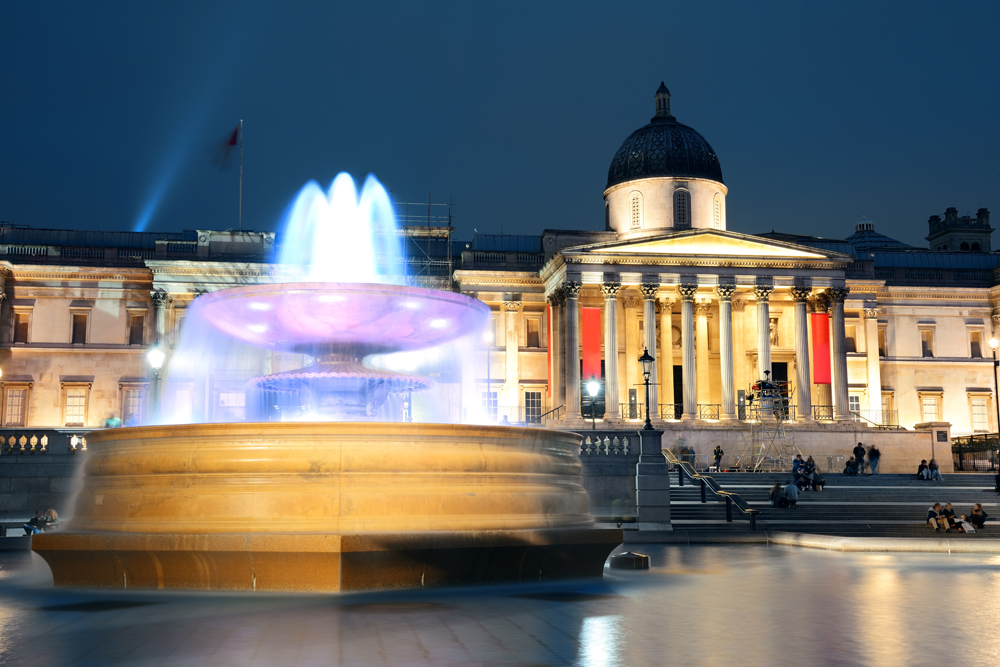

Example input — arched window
[629,192,642,230]
[972,242,981,252]
[674,189,690,228]
[713,193,722,229]
[961,242,970,251]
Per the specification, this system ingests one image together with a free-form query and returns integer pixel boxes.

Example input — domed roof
[606,84,724,189]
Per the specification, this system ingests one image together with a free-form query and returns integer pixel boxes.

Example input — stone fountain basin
[196,282,490,353]
[33,422,621,591]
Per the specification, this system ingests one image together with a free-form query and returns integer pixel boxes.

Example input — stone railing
[579,434,633,456]
[0,429,91,454]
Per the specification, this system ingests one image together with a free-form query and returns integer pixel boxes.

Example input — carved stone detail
[731,299,747,312]
[657,296,675,313]
[150,291,171,307]
[638,283,660,299]
[992,314,1000,328]
[863,307,882,319]
[828,287,850,304]
[621,296,640,309]
[791,287,811,303]
[601,282,622,300]
[753,285,774,302]
[503,301,522,313]
[676,284,698,301]
[695,299,711,316]
[715,284,737,301]
[563,281,583,298]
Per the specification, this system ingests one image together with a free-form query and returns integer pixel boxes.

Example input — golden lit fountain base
[33,422,622,592]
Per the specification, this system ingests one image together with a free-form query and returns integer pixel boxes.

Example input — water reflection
[577,615,624,666]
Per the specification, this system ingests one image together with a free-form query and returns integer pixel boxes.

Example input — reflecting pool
[2,544,999,666]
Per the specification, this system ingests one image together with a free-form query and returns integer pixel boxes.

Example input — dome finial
[653,82,674,121]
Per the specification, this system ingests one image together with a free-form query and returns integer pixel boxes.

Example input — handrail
[662,447,760,530]
[849,410,904,430]
[536,405,565,422]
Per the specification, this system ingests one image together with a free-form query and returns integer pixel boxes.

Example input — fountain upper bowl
[197,282,490,353]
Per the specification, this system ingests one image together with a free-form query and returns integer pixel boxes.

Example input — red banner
[546,305,552,398]
[811,312,831,385]
[582,307,602,382]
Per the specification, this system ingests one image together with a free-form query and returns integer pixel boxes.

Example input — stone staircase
[668,472,1000,537]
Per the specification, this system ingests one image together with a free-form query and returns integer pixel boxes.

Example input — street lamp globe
[990,337,999,351]
[638,347,655,379]
[586,376,600,398]
[147,343,165,371]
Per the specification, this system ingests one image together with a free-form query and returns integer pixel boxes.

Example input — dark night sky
[2,1,997,247]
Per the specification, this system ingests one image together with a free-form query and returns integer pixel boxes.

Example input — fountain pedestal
[34,422,621,591]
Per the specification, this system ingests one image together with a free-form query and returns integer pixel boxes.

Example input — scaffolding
[737,372,800,471]
[396,198,455,289]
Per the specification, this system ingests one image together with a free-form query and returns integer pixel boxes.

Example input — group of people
[916,459,944,481]
[792,454,825,491]
[843,442,881,475]
[769,481,799,508]
[926,502,989,533]
[22,509,59,535]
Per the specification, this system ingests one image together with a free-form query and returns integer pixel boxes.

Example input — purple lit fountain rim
[196,282,490,353]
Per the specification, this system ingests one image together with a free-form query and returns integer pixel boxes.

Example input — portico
[540,228,855,425]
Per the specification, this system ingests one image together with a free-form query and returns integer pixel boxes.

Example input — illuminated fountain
[33,173,621,592]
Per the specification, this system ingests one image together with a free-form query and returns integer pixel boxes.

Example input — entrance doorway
[670,365,683,419]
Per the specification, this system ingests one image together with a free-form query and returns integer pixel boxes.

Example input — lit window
[971,396,989,432]
[524,390,543,423]
[920,329,934,358]
[65,388,87,426]
[848,395,861,414]
[921,395,939,422]
[970,331,983,358]
[4,388,27,427]
[630,193,642,229]
[878,327,887,357]
[674,190,690,228]
[219,392,246,408]
[122,388,145,425]
[482,391,497,419]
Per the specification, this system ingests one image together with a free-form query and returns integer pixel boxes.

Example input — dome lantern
[653,82,674,121]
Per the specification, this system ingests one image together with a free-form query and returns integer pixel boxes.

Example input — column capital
[677,284,698,301]
[562,281,582,298]
[732,298,747,312]
[0,287,6,303]
[601,281,622,300]
[503,301,522,313]
[695,299,711,316]
[791,287,812,303]
[546,288,566,307]
[715,284,737,301]
[638,283,660,299]
[828,287,850,304]
[863,307,882,319]
[150,291,171,308]
[809,293,829,313]
[657,295,675,313]
[622,296,640,309]
[753,285,774,302]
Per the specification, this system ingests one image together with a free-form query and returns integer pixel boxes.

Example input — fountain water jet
[33,173,621,591]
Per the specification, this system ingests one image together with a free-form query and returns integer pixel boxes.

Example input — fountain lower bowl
[33,422,621,592]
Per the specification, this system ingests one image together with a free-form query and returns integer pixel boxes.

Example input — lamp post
[147,342,165,422]
[989,338,1000,488]
[586,375,600,431]
[638,347,655,430]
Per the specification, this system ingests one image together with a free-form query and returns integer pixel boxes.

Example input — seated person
[22,510,45,535]
[940,503,959,531]
[782,482,799,508]
[843,456,858,476]
[917,460,928,479]
[41,509,59,531]
[927,459,943,481]
[927,503,947,532]
[968,503,990,530]
[769,483,784,507]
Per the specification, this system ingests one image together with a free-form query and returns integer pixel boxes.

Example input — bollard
[677,466,684,487]
[725,496,733,522]
[749,511,757,531]
[700,479,707,503]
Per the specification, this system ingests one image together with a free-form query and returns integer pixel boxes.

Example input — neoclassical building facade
[0,84,996,441]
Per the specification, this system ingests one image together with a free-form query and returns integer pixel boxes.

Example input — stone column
[754,285,774,380]
[150,291,170,344]
[547,289,565,411]
[658,297,675,415]
[563,281,582,419]
[864,307,883,416]
[829,287,851,421]
[791,287,813,421]
[695,300,710,408]
[601,280,622,421]
[732,298,748,411]
[716,284,737,420]
[811,295,832,415]
[640,284,660,413]
[677,284,698,420]
[622,295,640,418]
[503,300,522,415]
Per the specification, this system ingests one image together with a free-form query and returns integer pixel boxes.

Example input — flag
[213,124,240,170]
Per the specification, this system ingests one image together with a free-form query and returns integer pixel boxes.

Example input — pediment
[573,230,834,260]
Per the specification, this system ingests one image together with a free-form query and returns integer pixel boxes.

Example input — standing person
[853,442,867,474]
[713,445,724,471]
[868,445,881,476]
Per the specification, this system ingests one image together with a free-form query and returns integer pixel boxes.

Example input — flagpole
[239,119,243,231]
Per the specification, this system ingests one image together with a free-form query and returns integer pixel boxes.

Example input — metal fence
[952,433,1000,471]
